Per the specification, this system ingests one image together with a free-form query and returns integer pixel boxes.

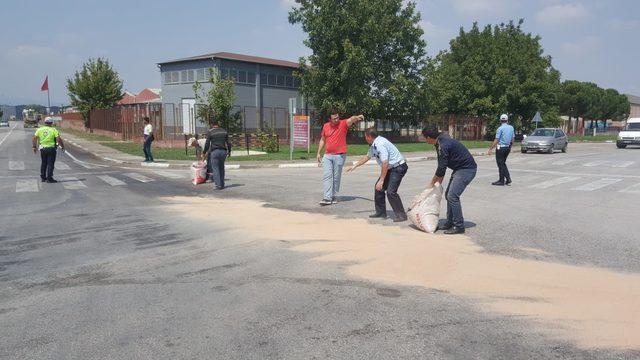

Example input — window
[238,70,247,83]
[247,72,256,84]
[228,68,238,82]
[277,75,285,87]
[187,70,195,82]
[180,70,188,82]
[260,73,267,84]
[285,76,293,88]
[164,72,172,84]
[220,68,228,79]
[196,68,206,81]
[268,74,276,86]
[171,71,179,83]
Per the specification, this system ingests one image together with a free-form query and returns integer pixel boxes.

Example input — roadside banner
[293,115,310,148]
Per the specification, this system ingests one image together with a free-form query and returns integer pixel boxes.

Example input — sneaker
[332,197,339,204]
[393,216,407,223]
[46,178,58,183]
[319,199,333,206]
[505,179,512,186]
[491,181,505,186]
[369,213,387,219]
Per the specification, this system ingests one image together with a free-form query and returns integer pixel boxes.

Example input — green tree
[193,69,242,133]
[558,81,629,130]
[66,58,123,130]
[288,0,427,123]
[428,20,561,135]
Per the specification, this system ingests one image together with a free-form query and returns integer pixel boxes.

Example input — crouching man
[348,128,408,222]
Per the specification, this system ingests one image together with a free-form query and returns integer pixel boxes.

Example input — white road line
[8,161,25,171]
[60,176,87,190]
[15,179,39,192]
[620,183,640,194]
[63,150,106,169]
[524,158,550,165]
[611,161,634,168]
[153,171,185,179]
[56,161,71,170]
[571,178,623,192]
[96,175,126,186]
[124,172,154,183]
[552,159,576,165]
[507,157,526,163]
[583,160,607,167]
[0,123,18,149]
[529,176,581,189]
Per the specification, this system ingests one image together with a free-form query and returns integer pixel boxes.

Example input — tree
[559,80,629,131]
[66,58,123,130]
[193,69,242,133]
[288,0,427,124]
[428,20,561,134]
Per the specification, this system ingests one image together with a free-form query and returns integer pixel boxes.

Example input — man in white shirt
[143,117,154,162]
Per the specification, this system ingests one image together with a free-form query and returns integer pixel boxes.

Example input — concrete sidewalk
[61,132,491,170]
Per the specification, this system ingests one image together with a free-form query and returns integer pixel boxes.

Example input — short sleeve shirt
[144,124,153,136]
[34,126,59,148]
[321,120,349,154]
[496,123,515,146]
[367,136,404,166]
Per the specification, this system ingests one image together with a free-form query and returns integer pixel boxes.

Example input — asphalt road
[1,122,638,359]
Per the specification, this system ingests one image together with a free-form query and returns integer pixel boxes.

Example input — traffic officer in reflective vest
[32,117,65,183]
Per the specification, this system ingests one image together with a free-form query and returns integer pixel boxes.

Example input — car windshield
[531,129,554,137]
[625,123,640,131]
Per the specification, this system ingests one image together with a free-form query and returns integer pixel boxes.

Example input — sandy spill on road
[163,196,640,350]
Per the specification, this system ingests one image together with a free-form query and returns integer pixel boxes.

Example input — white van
[617,118,640,148]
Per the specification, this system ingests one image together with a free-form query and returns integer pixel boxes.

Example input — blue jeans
[209,149,227,189]
[445,167,477,228]
[143,135,153,161]
[322,154,346,200]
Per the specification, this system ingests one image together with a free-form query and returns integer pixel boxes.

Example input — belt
[389,160,406,169]
[497,145,511,149]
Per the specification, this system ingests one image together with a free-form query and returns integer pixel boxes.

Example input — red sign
[293,115,309,148]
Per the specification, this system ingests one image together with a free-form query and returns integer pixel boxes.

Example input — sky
[1,0,638,105]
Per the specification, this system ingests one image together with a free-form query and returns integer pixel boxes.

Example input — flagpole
[47,89,51,114]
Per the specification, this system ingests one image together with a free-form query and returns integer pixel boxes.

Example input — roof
[158,51,299,69]
[118,88,162,105]
[626,94,640,105]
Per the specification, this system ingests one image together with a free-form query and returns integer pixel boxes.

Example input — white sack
[407,183,444,233]
[191,161,207,185]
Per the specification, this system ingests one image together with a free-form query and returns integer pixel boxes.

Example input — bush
[256,125,279,153]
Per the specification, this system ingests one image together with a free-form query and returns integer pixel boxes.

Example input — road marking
[97,175,126,186]
[552,159,576,165]
[60,176,87,189]
[153,170,185,179]
[15,179,39,192]
[507,157,526,163]
[56,161,70,170]
[524,158,550,165]
[620,183,640,194]
[583,160,607,167]
[611,161,634,168]
[0,123,18,149]
[63,150,106,169]
[124,172,154,183]
[8,161,25,170]
[530,176,581,189]
[141,162,170,168]
[571,178,623,191]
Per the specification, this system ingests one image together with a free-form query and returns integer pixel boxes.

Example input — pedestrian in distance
[32,117,65,183]
[348,128,408,222]
[142,117,154,162]
[488,114,515,186]
[201,119,231,190]
[316,109,365,206]
[422,125,477,235]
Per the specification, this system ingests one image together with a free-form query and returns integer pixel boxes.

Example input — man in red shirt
[316,109,365,205]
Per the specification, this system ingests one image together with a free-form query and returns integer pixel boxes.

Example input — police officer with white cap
[488,114,515,186]
[32,117,65,183]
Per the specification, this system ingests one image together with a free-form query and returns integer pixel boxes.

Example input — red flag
[41,76,49,91]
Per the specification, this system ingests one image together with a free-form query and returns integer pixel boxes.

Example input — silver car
[521,128,568,154]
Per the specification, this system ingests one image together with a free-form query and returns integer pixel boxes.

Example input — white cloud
[279,0,298,11]
[6,45,57,59]
[609,19,640,31]
[560,36,601,57]
[535,3,589,27]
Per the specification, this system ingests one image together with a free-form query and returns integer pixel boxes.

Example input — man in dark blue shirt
[423,125,477,234]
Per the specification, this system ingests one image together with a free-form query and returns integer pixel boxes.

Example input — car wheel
[617,143,627,149]
[561,144,567,153]
[547,145,554,154]
[521,149,527,154]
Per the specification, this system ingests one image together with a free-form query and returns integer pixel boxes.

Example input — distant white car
[0,119,9,127]
[617,118,640,149]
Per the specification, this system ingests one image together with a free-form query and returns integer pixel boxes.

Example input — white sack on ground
[191,162,207,185]
[407,183,443,233]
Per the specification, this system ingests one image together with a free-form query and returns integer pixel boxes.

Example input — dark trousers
[209,149,227,189]
[495,147,511,182]
[375,163,408,218]
[40,147,57,180]
[143,136,153,161]
[445,167,476,228]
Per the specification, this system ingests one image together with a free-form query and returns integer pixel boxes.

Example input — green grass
[62,128,118,142]
[101,140,494,162]
[568,134,617,142]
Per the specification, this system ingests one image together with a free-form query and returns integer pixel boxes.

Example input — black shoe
[492,181,505,186]
[41,177,47,182]
[438,222,453,231]
[46,178,58,183]
[393,216,407,223]
[505,179,512,186]
[444,226,465,235]
[369,213,388,219]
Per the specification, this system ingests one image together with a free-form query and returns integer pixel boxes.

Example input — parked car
[521,128,568,154]
[616,118,640,149]
[0,119,9,127]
